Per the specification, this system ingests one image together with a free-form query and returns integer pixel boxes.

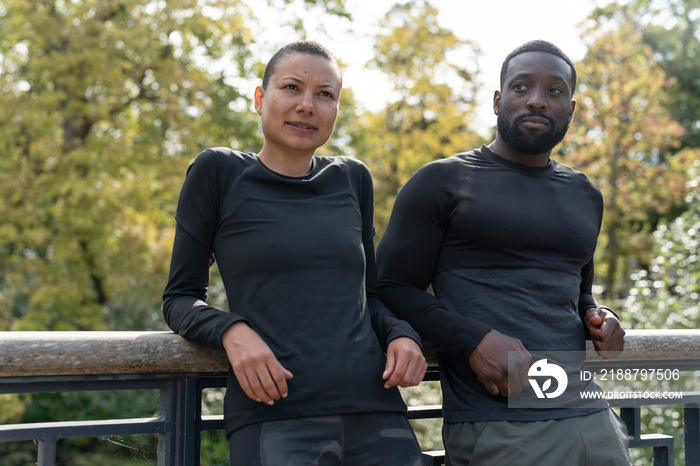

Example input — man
[377,40,631,465]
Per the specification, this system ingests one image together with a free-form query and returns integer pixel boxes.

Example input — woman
[163,40,427,465]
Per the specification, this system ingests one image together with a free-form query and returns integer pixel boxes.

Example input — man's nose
[526,87,547,111]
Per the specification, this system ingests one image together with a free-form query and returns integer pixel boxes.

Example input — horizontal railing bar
[408,405,443,420]
[200,415,225,432]
[2,330,700,378]
[0,372,229,395]
[0,417,165,442]
[0,331,227,377]
[0,330,698,466]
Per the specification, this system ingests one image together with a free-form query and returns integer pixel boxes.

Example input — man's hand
[468,329,531,397]
[222,322,293,405]
[585,307,625,359]
[383,337,428,388]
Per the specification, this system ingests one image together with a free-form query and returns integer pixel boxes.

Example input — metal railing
[0,330,699,465]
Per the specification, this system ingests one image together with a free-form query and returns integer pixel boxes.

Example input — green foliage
[565,21,697,299]
[352,0,485,235]
[0,0,351,462]
[591,0,700,149]
[623,160,700,329]
[401,382,444,452]
[0,390,160,464]
[1,0,699,463]
[0,394,24,424]
[0,0,264,332]
[619,160,699,466]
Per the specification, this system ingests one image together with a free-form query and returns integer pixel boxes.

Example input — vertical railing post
[158,379,177,465]
[158,376,199,465]
[619,406,641,440]
[37,434,57,466]
[193,378,205,466]
[182,376,199,464]
[685,402,699,466]
[652,443,674,466]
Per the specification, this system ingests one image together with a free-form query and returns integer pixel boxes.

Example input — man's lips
[520,116,550,128]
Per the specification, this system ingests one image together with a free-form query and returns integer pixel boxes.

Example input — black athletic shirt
[163,148,420,435]
[377,146,609,422]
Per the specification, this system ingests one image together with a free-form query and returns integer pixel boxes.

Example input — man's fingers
[509,349,531,395]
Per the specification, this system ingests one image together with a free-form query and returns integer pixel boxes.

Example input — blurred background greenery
[0,0,698,464]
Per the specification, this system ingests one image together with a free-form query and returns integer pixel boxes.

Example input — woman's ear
[254,86,264,114]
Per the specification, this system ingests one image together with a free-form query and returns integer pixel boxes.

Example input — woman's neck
[257,148,314,177]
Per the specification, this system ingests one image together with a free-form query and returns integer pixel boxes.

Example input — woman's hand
[222,322,293,405]
[382,337,428,388]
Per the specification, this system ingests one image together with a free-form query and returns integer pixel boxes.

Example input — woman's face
[254,52,341,158]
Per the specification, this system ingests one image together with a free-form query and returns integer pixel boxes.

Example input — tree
[0,0,352,333]
[351,0,484,234]
[0,0,259,331]
[564,21,696,299]
[591,0,700,149]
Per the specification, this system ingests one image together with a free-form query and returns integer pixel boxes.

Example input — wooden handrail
[1,329,699,377]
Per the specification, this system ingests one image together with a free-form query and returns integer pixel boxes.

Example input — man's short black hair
[262,40,340,90]
[500,40,577,93]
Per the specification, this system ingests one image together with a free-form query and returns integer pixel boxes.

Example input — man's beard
[497,111,569,155]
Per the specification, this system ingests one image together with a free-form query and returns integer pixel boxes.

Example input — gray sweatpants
[443,408,632,466]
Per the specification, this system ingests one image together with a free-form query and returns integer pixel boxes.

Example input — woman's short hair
[262,40,341,90]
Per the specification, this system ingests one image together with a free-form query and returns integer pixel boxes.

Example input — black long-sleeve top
[163,148,420,435]
[377,146,608,422]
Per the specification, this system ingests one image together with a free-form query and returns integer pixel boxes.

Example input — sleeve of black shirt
[162,150,246,350]
[377,161,492,358]
[358,163,422,351]
[576,177,607,330]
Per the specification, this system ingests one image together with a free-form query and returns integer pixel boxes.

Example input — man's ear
[568,99,576,122]
[493,90,501,115]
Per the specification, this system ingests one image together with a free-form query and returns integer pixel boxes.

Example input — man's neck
[488,138,551,167]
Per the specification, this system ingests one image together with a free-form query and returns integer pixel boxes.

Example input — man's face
[495,51,575,156]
